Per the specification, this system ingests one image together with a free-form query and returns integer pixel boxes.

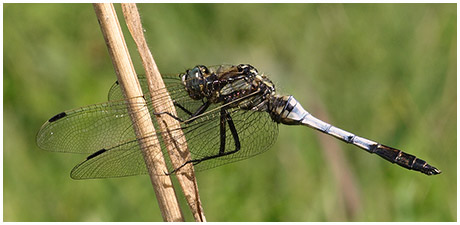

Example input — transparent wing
[70,97,278,179]
[36,75,187,155]
[109,76,279,171]
[184,107,279,172]
[108,75,209,121]
[38,74,279,179]
[36,98,147,154]
[70,138,149,179]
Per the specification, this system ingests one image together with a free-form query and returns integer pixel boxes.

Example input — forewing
[37,74,188,155]
[36,98,150,154]
[107,75,185,101]
[108,75,216,123]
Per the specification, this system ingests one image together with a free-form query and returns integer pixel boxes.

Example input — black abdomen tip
[424,165,442,175]
[411,157,441,175]
[48,112,67,122]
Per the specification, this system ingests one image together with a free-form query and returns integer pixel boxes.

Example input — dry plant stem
[93,3,184,222]
[120,4,206,222]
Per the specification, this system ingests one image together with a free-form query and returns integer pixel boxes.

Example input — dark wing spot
[86,148,107,160]
[48,112,67,122]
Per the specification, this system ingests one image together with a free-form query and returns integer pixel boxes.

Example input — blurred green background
[4,3,456,222]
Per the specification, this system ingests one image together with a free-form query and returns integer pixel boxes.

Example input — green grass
[4,3,456,221]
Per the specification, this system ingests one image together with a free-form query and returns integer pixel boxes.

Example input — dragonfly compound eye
[182,65,207,83]
[188,67,203,79]
[183,66,208,100]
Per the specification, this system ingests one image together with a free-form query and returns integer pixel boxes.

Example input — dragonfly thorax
[182,64,276,109]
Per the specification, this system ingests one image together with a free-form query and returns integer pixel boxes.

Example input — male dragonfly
[36,64,441,179]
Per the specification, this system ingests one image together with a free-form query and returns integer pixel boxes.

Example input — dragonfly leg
[154,100,211,124]
[174,101,193,115]
[224,109,241,153]
[152,111,184,122]
[176,100,211,118]
[166,108,241,175]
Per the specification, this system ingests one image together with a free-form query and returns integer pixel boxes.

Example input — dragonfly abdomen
[307,115,441,175]
[269,94,441,176]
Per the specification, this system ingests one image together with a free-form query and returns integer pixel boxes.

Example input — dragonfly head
[269,95,309,125]
[182,65,212,100]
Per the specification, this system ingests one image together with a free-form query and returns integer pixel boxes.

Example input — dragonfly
[36,64,441,179]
